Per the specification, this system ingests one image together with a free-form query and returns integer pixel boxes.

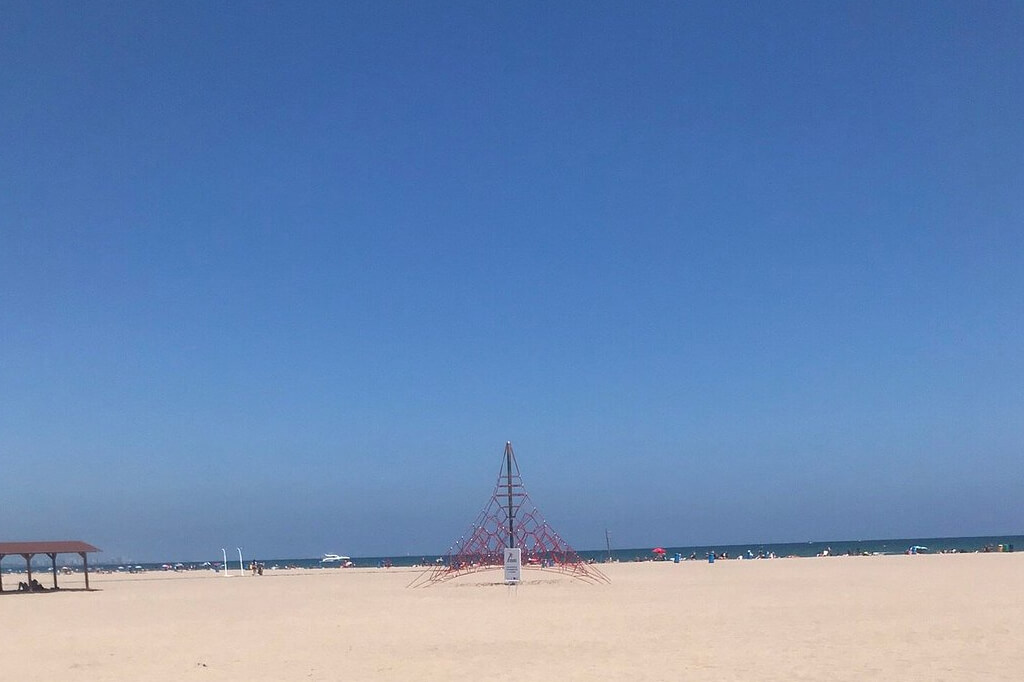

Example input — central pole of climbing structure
[505,442,515,549]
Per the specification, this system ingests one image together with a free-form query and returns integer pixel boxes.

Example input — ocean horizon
[7,534,1019,572]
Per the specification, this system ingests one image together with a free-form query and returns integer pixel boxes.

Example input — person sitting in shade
[18,579,46,592]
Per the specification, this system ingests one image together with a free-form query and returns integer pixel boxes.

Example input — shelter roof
[0,541,101,555]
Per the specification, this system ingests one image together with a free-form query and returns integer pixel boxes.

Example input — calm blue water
[7,534,1016,573]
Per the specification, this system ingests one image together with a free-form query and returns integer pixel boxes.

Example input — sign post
[504,548,521,584]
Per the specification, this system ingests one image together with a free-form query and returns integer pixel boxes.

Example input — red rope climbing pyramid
[410,442,609,586]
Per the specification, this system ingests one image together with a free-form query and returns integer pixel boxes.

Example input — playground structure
[410,442,609,587]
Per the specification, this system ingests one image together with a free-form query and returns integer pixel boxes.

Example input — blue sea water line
[7,534,1017,573]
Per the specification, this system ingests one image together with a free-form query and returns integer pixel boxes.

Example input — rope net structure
[409,442,609,587]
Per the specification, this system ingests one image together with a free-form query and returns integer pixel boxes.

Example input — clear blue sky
[2,2,1022,562]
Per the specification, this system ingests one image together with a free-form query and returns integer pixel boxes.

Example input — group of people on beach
[249,562,265,576]
[16,579,49,592]
[981,544,1013,553]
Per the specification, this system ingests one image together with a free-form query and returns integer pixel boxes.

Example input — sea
[7,534,1018,573]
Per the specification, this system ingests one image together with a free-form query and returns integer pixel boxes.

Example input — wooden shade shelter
[0,541,101,592]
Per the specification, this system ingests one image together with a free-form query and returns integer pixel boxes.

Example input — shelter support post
[48,552,58,589]
[0,553,4,592]
[22,553,33,590]
[80,552,90,590]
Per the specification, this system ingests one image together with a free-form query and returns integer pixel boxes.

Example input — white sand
[4,553,1022,681]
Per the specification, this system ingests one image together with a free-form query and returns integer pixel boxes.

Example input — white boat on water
[321,554,352,566]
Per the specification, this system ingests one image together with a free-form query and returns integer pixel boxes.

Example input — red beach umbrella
[652,547,666,555]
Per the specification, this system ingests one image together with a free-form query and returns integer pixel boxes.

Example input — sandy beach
[4,553,1021,681]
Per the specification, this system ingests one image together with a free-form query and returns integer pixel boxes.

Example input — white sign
[503,548,522,583]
